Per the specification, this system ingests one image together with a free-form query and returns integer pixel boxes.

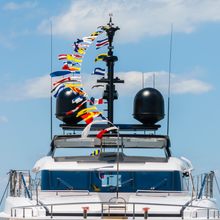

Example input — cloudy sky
[0,0,220,205]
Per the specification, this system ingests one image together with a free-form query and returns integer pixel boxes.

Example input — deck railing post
[143,207,150,219]
[51,205,53,218]
[82,207,89,219]
[101,203,103,218]
[132,203,135,219]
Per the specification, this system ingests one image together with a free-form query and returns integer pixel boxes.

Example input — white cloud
[83,71,213,97]
[38,0,220,42]
[0,70,212,101]
[121,71,213,95]
[24,75,51,99]
[171,78,212,94]
[3,1,37,11]
[0,75,50,101]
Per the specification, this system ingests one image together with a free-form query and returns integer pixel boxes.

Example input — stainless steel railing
[10,200,220,219]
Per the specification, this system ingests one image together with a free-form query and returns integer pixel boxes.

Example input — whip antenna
[50,20,53,140]
[142,72,145,89]
[167,24,173,136]
[153,72,156,88]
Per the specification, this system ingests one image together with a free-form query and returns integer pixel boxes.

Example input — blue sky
[0,0,220,204]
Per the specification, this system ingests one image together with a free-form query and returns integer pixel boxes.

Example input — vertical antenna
[167,24,173,136]
[152,72,156,88]
[153,73,156,135]
[50,20,53,140]
[116,127,120,199]
[142,72,145,89]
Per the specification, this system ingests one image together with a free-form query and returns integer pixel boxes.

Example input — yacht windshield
[41,170,182,192]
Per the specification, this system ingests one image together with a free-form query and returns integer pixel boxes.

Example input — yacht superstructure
[0,17,219,220]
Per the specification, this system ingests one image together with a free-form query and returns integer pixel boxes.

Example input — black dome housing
[133,88,164,125]
[56,87,87,125]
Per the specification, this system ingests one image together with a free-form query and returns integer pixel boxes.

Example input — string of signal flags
[50,25,118,139]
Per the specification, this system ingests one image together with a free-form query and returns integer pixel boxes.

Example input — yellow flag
[90,30,103,36]
[66,55,82,63]
[83,111,101,121]
[66,85,86,96]
[66,54,74,61]
[90,32,99,37]
[67,83,82,88]
[72,57,82,63]
[76,106,97,118]
[78,48,86,55]
[94,53,107,62]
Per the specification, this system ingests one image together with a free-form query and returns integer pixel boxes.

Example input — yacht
[0,18,219,220]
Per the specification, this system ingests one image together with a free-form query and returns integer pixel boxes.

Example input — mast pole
[98,14,124,123]
[105,14,119,123]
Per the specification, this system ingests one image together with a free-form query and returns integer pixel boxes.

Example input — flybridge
[50,134,171,156]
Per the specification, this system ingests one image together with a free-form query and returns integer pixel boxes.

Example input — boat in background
[0,17,219,220]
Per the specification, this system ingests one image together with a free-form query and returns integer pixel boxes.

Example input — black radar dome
[56,87,87,125]
[133,88,164,125]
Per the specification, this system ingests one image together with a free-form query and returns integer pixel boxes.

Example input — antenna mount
[98,17,124,123]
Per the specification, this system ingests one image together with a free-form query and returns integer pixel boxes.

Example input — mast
[97,14,124,123]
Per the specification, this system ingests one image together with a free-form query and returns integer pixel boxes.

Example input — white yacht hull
[1,192,219,220]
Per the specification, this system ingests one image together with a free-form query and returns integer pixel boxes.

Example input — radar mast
[97,14,124,123]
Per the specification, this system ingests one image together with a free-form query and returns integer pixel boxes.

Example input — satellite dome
[56,87,87,125]
[133,88,164,125]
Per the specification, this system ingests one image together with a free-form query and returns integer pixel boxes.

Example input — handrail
[10,199,220,219]
[10,200,219,211]
[192,171,216,200]
[41,189,90,196]
[136,189,189,195]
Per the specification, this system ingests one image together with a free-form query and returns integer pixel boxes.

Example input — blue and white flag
[63,61,74,65]
[63,60,81,66]
[92,67,105,76]
[97,38,108,43]
[96,38,109,49]
[53,84,65,98]
[50,70,72,77]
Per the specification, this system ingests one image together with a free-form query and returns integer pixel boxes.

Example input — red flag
[96,126,118,139]
[53,77,71,86]
[65,100,87,116]
[81,112,101,124]
[62,64,81,71]
[58,54,67,60]
[73,54,83,59]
